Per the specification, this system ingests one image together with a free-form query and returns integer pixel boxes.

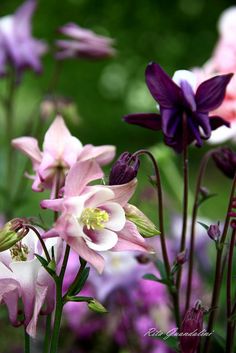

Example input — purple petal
[14,0,36,39]
[145,62,182,108]
[161,108,181,137]
[180,80,196,111]
[123,113,161,130]
[195,73,233,112]
[195,113,211,138]
[209,115,231,130]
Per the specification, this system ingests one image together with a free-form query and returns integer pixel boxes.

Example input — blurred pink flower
[0,0,47,76]
[0,229,60,337]
[41,159,151,273]
[56,23,115,60]
[193,7,236,143]
[12,115,115,196]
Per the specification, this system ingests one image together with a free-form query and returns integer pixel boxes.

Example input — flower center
[10,241,29,262]
[80,208,109,230]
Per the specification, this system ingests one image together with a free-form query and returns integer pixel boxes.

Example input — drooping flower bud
[176,249,188,265]
[180,300,205,353]
[207,222,221,241]
[124,204,160,238]
[212,147,236,179]
[109,152,140,185]
[0,218,29,252]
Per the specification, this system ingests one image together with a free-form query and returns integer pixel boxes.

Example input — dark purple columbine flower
[55,23,115,60]
[212,147,236,179]
[0,0,47,76]
[180,300,205,353]
[109,152,140,185]
[124,62,233,152]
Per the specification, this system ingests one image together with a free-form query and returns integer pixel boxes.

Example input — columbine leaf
[198,193,217,207]
[35,254,55,277]
[67,296,93,303]
[88,299,108,313]
[70,267,90,296]
[143,273,170,285]
[197,221,209,231]
[154,259,167,279]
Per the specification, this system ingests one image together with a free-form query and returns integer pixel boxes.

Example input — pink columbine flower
[193,7,236,143]
[55,23,115,60]
[41,159,151,273]
[12,115,115,196]
[0,0,47,76]
[0,229,61,337]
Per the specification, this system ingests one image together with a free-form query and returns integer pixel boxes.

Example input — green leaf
[70,267,90,296]
[212,332,225,349]
[197,221,209,231]
[88,299,108,313]
[154,259,167,279]
[67,296,93,303]
[34,254,55,277]
[198,193,217,207]
[143,273,170,285]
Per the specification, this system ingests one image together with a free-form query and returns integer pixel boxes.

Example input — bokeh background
[0,0,235,352]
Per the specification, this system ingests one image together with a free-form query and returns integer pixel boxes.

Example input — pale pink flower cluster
[193,7,236,143]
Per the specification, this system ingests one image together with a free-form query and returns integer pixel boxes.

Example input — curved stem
[24,329,30,353]
[185,150,214,311]
[204,173,236,353]
[25,224,51,263]
[226,228,236,353]
[132,149,180,326]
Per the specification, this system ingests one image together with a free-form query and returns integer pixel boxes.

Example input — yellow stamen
[10,242,29,261]
[80,208,109,230]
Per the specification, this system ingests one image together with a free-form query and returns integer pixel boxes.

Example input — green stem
[49,245,70,353]
[204,173,236,353]
[185,150,213,311]
[65,258,87,298]
[24,329,30,353]
[43,314,52,353]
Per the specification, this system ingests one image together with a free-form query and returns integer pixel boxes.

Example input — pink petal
[100,202,126,231]
[43,115,82,159]
[85,228,118,251]
[66,235,105,273]
[113,220,151,253]
[64,160,104,197]
[40,198,64,212]
[26,284,48,338]
[10,259,41,325]
[78,144,116,166]
[84,187,114,208]
[0,278,21,327]
[12,137,42,169]
[106,178,137,206]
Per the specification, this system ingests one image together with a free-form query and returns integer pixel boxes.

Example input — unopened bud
[176,249,188,265]
[207,222,221,241]
[109,152,140,185]
[180,300,205,353]
[124,204,160,238]
[212,147,236,179]
[0,218,29,252]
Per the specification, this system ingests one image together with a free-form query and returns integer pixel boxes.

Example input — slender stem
[49,244,71,353]
[185,150,214,311]
[226,228,236,353]
[24,329,30,353]
[132,149,180,326]
[25,224,51,263]
[204,173,236,353]
[176,114,189,296]
[43,314,52,353]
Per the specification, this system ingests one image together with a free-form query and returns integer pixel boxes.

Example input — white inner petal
[172,70,197,92]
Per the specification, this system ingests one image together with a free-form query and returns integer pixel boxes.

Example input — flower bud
[109,152,140,185]
[212,147,236,179]
[0,218,29,252]
[176,249,188,265]
[124,204,160,238]
[180,300,204,353]
[207,222,221,241]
